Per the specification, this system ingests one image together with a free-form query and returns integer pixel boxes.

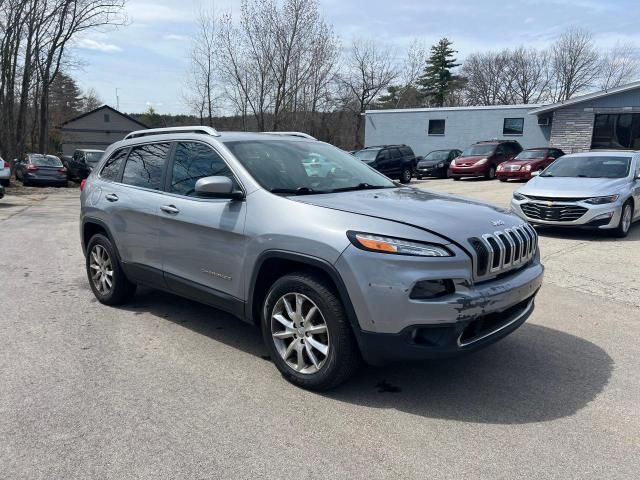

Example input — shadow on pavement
[124,289,613,425]
[535,223,640,242]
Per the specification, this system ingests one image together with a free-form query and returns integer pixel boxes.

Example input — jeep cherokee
[80,127,544,391]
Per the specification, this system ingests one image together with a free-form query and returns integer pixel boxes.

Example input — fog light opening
[409,279,454,300]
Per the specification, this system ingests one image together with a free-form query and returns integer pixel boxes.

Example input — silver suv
[80,127,544,390]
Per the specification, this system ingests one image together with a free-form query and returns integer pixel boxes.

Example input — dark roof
[60,105,149,129]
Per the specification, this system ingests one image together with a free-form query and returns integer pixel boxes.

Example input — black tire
[611,201,633,238]
[22,178,30,187]
[399,167,412,184]
[262,272,361,391]
[416,175,422,180]
[0,179,9,187]
[485,166,496,180]
[499,178,507,182]
[453,177,461,181]
[86,234,136,305]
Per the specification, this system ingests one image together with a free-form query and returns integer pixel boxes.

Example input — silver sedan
[511,151,640,237]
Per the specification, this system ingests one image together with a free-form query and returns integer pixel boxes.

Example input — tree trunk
[38,81,50,153]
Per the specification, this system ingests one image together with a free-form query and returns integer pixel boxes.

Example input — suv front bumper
[335,244,543,365]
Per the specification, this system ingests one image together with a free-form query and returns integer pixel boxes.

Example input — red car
[497,147,565,181]
[449,140,522,180]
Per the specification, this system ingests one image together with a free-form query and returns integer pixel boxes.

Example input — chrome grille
[521,203,587,222]
[507,165,521,171]
[469,224,538,279]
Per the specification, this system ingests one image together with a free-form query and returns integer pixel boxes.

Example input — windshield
[516,150,547,160]
[224,140,395,194]
[85,152,104,164]
[541,156,631,178]
[353,149,380,161]
[424,151,450,161]
[461,144,495,156]
[31,155,62,167]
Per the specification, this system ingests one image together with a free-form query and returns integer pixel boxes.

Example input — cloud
[76,38,122,53]
[164,33,189,42]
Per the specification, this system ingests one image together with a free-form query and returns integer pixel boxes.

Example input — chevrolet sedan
[511,151,640,237]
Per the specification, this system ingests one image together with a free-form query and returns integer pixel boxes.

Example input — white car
[0,157,10,186]
[511,151,640,237]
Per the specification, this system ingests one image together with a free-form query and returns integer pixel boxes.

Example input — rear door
[388,148,403,176]
[375,149,391,174]
[101,142,171,286]
[159,141,248,304]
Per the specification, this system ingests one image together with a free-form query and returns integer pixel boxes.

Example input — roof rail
[263,131,317,140]
[124,126,221,140]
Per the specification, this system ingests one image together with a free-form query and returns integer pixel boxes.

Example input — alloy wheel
[89,244,114,295]
[622,205,632,233]
[271,293,330,374]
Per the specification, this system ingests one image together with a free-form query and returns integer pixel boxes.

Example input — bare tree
[550,28,600,102]
[507,47,553,104]
[82,87,102,112]
[599,42,639,90]
[186,7,217,126]
[340,38,397,147]
[462,51,514,105]
[35,0,127,152]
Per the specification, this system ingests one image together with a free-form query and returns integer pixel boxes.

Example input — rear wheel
[399,167,412,184]
[86,234,136,305]
[262,272,360,391]
[612,201,633,238]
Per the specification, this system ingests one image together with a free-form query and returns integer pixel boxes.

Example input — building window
[503,118,524,135]
[428,119,445,135]
[104,113,111,123]
[592,113,640,150]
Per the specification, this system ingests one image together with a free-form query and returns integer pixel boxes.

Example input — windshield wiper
[331,183,392,193]
[270,187,325,195]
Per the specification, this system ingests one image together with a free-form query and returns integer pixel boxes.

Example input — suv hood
[291,187,524,245]
[519,176,629,198]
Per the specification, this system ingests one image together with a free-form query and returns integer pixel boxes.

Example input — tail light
[26,164,38,171]
[80,179,86,191]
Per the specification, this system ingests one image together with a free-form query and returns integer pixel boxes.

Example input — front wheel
[485,166,496,180]
[612,201,633,238]
[262,272,360,391]
[399,167,412,184]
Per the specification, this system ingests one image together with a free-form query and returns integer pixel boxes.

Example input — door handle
[105,193,119,202]
[161,205,180,215]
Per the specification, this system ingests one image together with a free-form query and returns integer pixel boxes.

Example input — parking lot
[1,180,639,479]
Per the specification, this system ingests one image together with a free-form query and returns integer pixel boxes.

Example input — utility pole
[115,88,120,111]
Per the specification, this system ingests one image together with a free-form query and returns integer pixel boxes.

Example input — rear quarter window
[100,149,129,182]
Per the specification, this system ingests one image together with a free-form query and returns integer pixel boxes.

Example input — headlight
[476,158,487,165]
[497,164,504,171]
[450,159,457,166]
[513,192,528,201]
[523,164,532,171]
[584,195,619,205]
[437,162,445,168]
[347,232,452,257]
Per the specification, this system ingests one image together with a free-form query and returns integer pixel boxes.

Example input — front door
[159,141,248,304]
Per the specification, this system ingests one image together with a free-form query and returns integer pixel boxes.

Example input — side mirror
[195,176,242,199]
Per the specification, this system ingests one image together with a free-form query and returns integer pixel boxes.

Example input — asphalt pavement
[0,180,638,479]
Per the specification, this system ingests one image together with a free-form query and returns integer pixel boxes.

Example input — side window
[495,145,505,156]
[399,147,412,157]
[100,149,128,182]
[390,149,402,159]
[122,143,170,190]
[378,150,390,160]
[170,142,236,197]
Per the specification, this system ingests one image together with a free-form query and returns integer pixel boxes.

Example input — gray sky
[73,0,640,114]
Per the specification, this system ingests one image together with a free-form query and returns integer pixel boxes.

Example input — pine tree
[417,38,460,107]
